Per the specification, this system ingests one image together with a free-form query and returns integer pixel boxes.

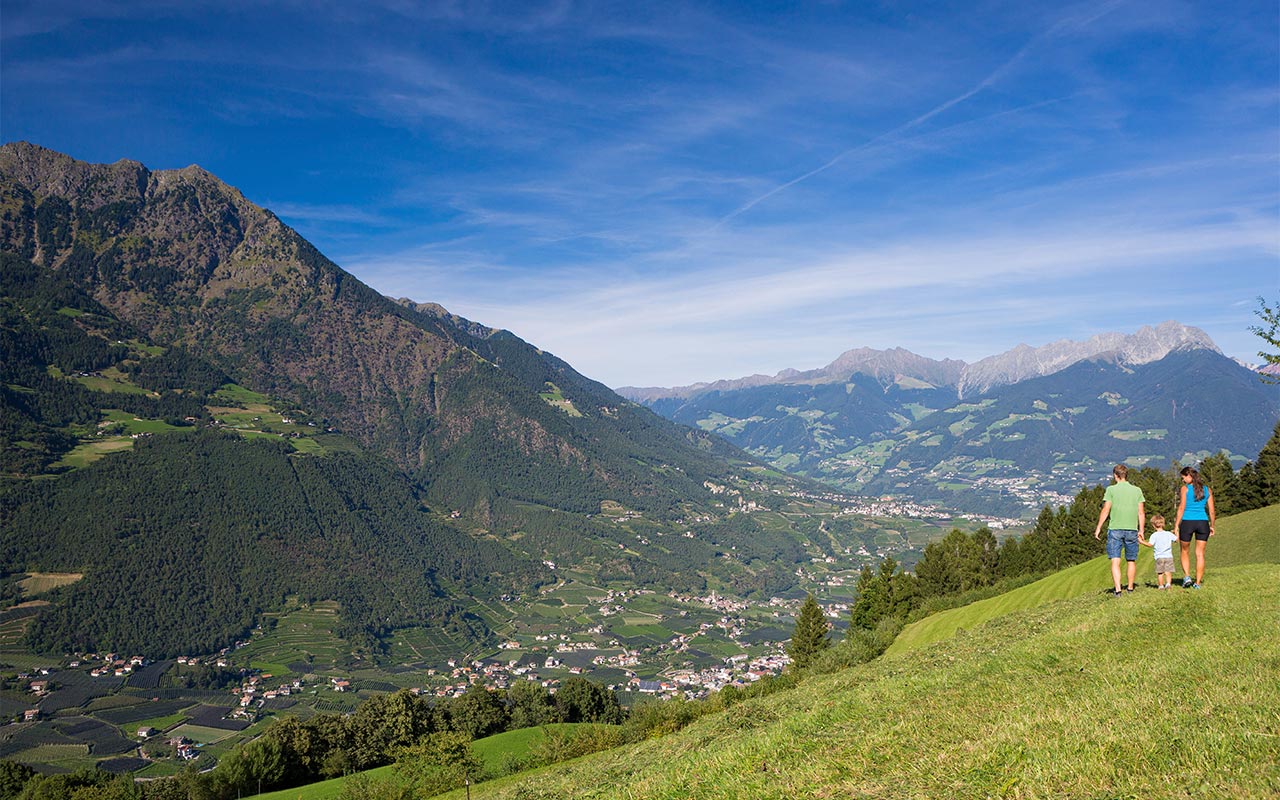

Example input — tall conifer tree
[787,594,831,669]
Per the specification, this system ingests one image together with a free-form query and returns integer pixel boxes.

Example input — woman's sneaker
[1182,576,1194,588]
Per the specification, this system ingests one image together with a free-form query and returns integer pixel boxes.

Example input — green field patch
[133,761,184,778]
[209,406,278,426]
[695,412,753,436]
[947,416,976,437]
[609,624,673,640]
[168,723,241,744]
[211,384,271,406]
[900,403,938,422]
[101,409,185,434]
[55,437,135,469]
[946,399,997,413]
[539,383,583,417]
[770,453,800,470]
[987,412,1051,432]
[130,712,190,733]
[918,434,945,447]
[1108,429,1168,441]
[236,430,288,443]
[84,695,148,713]
[70,367,152,395]
[289,437,324,454]
[232,602,350,670]
[8,743,91,766]
[383,625,475,666]
[18,572,83,596]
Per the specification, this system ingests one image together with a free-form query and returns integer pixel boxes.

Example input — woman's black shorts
[1179,520,1210,542]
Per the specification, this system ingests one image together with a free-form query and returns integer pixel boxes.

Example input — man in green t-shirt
[1093,464,1146,596]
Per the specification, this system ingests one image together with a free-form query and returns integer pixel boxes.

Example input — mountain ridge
[618,320,1223,402]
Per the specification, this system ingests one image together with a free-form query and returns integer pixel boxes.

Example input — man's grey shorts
[1107,529,1139,561]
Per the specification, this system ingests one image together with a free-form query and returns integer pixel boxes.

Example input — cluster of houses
[81,654,149,678]
[232,672,307,713]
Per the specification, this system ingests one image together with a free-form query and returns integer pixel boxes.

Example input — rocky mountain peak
[956,321,1220,397]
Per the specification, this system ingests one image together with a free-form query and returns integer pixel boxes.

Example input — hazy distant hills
[621,325,1279,515]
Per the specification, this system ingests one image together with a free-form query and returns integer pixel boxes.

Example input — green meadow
[887,503,1280,656]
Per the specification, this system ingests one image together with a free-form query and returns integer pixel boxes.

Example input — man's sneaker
[1125,586,1135,593]
[1182,576,1194,588]
[1114,590,1123,598]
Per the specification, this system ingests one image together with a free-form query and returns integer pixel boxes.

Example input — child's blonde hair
[1150,514,1165,528]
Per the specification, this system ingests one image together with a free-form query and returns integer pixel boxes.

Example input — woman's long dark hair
[1181,466,1206,501]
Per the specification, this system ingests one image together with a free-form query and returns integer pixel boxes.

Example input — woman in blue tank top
[1173,466,1216,589]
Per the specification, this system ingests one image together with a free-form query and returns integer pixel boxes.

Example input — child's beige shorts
[1155,557,1175,574]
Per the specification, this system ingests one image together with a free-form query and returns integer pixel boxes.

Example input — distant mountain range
[621,321,1227,401]
[620,325,1279,515]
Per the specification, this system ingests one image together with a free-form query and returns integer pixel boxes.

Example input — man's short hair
[1113,464,1129,479]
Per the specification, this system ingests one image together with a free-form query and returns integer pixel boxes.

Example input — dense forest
[1,431,547,656]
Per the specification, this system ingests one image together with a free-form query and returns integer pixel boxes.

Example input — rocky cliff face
[0,143,738,513]
[0,142,462,467]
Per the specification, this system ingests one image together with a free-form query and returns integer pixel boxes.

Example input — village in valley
[0,479,1016,777]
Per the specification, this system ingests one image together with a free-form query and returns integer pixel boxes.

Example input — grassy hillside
[442,561,1279,798]
[887,504,1279,655]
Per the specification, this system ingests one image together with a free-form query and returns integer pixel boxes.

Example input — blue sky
[2,0,1277,388]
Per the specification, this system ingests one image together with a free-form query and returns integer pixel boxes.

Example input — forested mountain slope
[0,145,834,657]
[0,142,745,523]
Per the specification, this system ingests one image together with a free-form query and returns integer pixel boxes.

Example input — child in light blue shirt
[1141,514,1177,590]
